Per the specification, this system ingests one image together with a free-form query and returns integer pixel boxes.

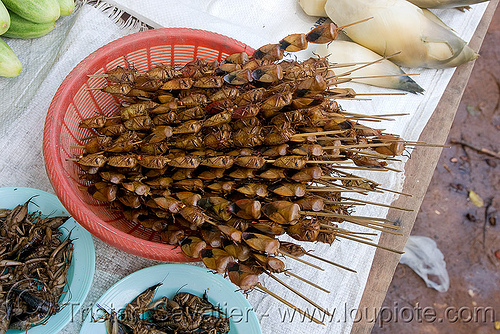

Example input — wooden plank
[351,1,499,333]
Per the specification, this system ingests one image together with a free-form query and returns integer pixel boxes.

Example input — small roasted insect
[94,284,230,334]
[0,199,73,332]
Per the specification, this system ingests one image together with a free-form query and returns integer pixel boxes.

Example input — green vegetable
[4,10,55,38]
[57,0,74,16]
[1,0,60,23]
[0,1,10,35]
[0,37,22,77]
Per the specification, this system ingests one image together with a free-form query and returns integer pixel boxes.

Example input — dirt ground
[372,6,500,334]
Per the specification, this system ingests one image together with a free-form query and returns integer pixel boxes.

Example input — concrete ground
[372,6,500,334]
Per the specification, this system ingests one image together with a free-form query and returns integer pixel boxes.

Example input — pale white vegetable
[324,0,479,68]
[298,0,327,17]
[406,0,488,9]
[316,40,424,93]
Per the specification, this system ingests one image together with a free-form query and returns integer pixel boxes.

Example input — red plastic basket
[43,28,254,262]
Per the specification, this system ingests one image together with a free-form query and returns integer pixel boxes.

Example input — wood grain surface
[350,1,500,333]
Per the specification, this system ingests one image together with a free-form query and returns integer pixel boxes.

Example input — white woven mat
[0,1,489,333]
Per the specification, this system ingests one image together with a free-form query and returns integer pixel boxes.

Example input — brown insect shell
[223,69,253,85]
[295,198,325,212]
[200,229,224,249]
[269,183,306,197]
[253,253,286,273]
[232,116,261,130]
[144,176,173,189]
[295,74,328,97]
[291,166,323,182]
[205,99,235,115]
[258,168,288,182]
[373,135,405,156]
[261,201,301,225]
[202,110,232,128]
[181,236,207,258]
[160,226,185,245]
[106,155,137,168]
[145,65,176,81]
[279,33,308,52]
[279,241,306,257]
[172,179,204,192]
[317,231,336,245]
[227,262,260,291]
[193,76,224,89]
[79,115,107,129]
[201,155,235,169]
[137,155,169,169]
[287,219,321,242]
[207,181,235,195]
[233,87,266,106]
[203,130,234,151]
[173,120,203,135]
[123,116,153,131]
[197,168,225,180]
[227,148,254,157]
[232,104,260,119]
[209,86,240,102]
[118,193,142,208]
[235,183,269,198]
[217,225,243,243]
[201,248,233,273]
[260,92,293,112]
[173,134,203,150]
[242,232,280,255]
[251,64,284,83]
[250,220,286,236]
[160,77,194,90]
[153,196,183,213]
[306,23,338,44]
[99,171,126,184]
[234,156,266,169]
[119,103,150,121]
[168,155,201,169]
[175,192,202,206]
[77,153,107,167]
[179,206,205,230]
[157,93,175,104]
[171,168,196,181]
[104,83,133,95]
[253,44,284,62]
[105,66,136,83]
[272,156,307,170]
[231,199,261,220]
[233,127,263,148]
[224,52,250,65]
[122,208,149,224]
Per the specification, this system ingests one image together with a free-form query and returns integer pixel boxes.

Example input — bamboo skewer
[256,283,325,325]
[266,271,333,317]
[278,250,324,271]
[284,270,331,293]
[334,234,404,254]
[302,252,356,273]
[339,196,412,212]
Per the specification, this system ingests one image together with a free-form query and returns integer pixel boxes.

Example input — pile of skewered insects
[96,283,230,334]
[76,23,413,322]
[0,198,73,333]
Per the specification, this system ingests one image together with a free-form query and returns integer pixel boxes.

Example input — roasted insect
[0,199,73,332]
[78,23,423,323]
[94,284,229,334]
